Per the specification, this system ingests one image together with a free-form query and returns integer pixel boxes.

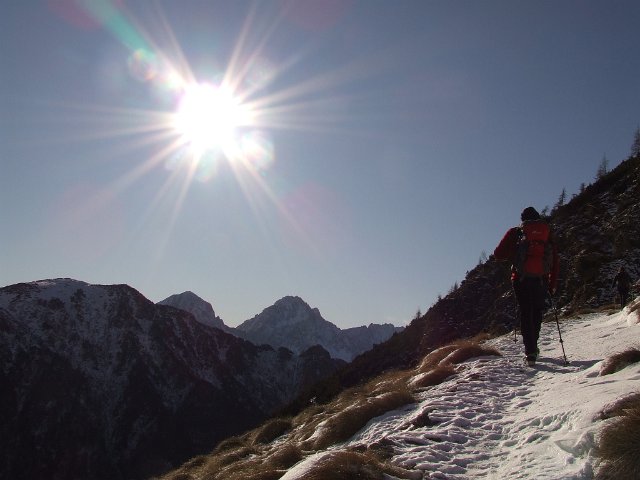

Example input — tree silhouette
[596,155,609,180]
[556,188,567,208]
[631,127,640,158]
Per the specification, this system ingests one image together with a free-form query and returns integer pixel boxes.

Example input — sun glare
[174,83,251,152]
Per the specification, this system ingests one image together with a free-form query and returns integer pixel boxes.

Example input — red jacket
[494,221,559,292]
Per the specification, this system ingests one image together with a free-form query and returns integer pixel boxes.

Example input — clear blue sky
[2,1,639,328]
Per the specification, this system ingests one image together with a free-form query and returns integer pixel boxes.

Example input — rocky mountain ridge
[160,293,402,362]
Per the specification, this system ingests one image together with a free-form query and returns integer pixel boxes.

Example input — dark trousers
[618,287,629,308]
[514,278,546,357]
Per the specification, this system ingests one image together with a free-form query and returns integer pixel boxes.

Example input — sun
[173,82,251,153]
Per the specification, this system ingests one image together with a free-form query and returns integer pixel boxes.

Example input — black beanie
[521,207,540,221]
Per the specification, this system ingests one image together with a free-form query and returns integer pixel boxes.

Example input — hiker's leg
[518,284,537,356]
[531,280,546,352]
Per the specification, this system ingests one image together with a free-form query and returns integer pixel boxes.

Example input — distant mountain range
[0,279,345,480]
[159,293,403,361]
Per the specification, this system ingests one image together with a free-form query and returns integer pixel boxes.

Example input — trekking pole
[511,288,519,343]
[549,295,569,365]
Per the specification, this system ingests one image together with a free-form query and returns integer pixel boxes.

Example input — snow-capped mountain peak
[236,296,401,361]
[158,290,226,330]
[241,296,325,330]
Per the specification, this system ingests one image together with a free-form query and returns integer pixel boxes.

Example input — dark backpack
[513,221,553,278]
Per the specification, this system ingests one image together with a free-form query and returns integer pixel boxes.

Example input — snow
[283,297,640,480]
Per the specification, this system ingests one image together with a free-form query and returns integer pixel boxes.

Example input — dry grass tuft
[409,364,457,390]
[155,454,208,480]
[594,393,640,479]
[599,393,640,420]
[468,331,495,343]
[440,341,501,365]
[290,368,416,449]
[297,450,419,480]
[183,443,303,480]
[194,430,289,478]
[417,345,459,372]
[212,434,250,454]
[600,348,640,376]
[205,445,259,472]
[365,369,413,396]
[308,389,415,450]
[262,443,304,470]
[417,340,500,373]
[251,417,293,444]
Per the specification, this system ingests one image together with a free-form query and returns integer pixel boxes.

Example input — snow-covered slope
[285,298,640,479]
[0,279,344,480]
[237,296,401,361]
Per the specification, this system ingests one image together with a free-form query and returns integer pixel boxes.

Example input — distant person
[494,207,559,366]
[611,266,632,308]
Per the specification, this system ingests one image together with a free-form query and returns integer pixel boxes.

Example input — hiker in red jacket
[494,207,560,365]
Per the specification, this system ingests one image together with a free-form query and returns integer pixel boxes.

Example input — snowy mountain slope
[281,298,640,479]
[0,279,344,480]
[236,296,401,361]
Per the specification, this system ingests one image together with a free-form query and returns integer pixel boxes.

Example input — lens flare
[127,49,159,82]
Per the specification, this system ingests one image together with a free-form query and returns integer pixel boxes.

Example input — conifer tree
[558,188,566,206]
[631,127,640,158]
[596,155,609,180]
